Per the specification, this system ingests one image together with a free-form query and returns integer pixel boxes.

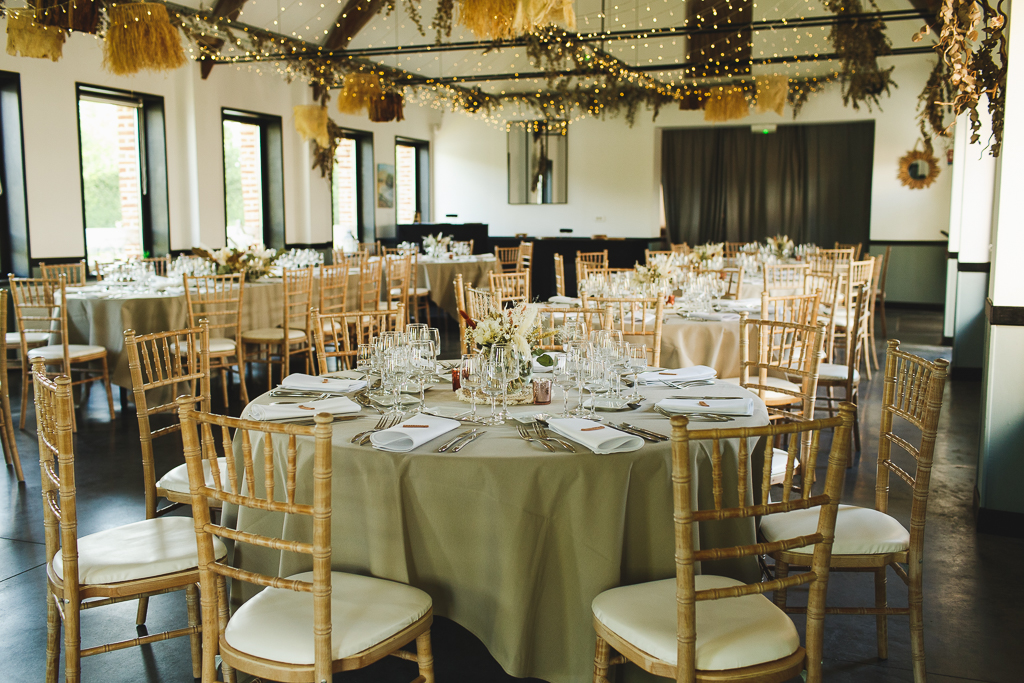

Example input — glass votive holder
[532,378,552,405]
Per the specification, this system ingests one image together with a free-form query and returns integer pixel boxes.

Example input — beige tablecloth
[227,377,769,683]
[417,256,499,317]
[653,314,743,377]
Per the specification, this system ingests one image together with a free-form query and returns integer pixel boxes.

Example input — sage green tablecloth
[228,377,768,683]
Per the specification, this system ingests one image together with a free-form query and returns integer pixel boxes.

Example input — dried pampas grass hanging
[337,73,383,115]
[704,86,750,122]
[457,0,517,41]
[103,2,187,76]
[512,0,576,36]
[368,92,405,123]
[756,75,789,115]
[294,105,330,148]
[6,10,66,62]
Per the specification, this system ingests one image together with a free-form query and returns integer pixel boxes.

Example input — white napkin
[684,311,741,322]
[716,298,761,312]
[546,418,644,454]
[639,366,717,384]
[280,373,367,393]
[249,397,361,421]
[656,398,754,416]
[532,352,565,373]
[548,295,582,305]
[370,414,460,452]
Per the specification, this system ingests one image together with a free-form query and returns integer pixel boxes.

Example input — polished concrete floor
[0,308,1019,683]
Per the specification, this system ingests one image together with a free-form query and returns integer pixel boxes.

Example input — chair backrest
[494,245,520,273]
[176,397,337,683]
[532,305,605,351]
[331,247,346,265]
[359,241,381,256]
[517,241,533,272]
[722,241,744,259]
[141,255,170,276]
[553,253,566,297]
[717,266,745,300]
[575,250,609,279]
[489,270,531,307]
[319,262,351,318]
[644,249,675,265]
[40,260,87,286]
[385,253,413,313]
[815,247,856,273]
[183,273,245,341]
[281,267,315,342]
[834,241,863,260]
[875,341,949,559]
[669,404,856,681]
[11,276,69,367]
[313,305,404,372]
[739,314,826,423]
[465,284,497,320]
[454,274,469,356]
[761,292,821,327]
[837,258,875,313]
[358,257,384,312]
[124,323,212,519]
[764,263,810,295]
[842,284,872,376]
[582,295,664,365]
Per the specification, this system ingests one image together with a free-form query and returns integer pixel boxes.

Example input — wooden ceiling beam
[322,0,386,53]
[198,0,251,79]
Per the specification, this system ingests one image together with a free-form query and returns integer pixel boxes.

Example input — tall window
[76,85,169,266]
[0,71,28,276]
[221,109,285,250]
[395,138,429,225]
[332,129,374,251]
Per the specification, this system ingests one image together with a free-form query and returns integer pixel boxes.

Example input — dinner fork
[351,413,398,443]
[517,423,555,451]
[532,423,576,452]
[651,405,734,421]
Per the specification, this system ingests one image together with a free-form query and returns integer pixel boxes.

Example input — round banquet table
[226,373,770,683]
[416,254,500,317]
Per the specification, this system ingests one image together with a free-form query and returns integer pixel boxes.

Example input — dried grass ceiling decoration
[369,92,405,123]
[103,2,186,75]
[457,0,518,41]
[704,86,750,123]
[6,10,66,62]
[512,0,577,35]
[336,73,384,115]
[293,105,330,147]
[756,75,789,116]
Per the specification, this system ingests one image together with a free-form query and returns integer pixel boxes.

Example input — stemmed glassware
[409,340,434,411]
[552,360,574,417]
[583,359,609,419]
[356,343,373,379]
[426,328,441,379]
[460,354,483,421]
[481,362,505,424]
[489,344,518,423]
[565,340,588,416]
[627,343,647,401]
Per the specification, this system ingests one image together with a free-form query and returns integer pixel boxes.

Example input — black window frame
[395,137,429,224]
[221,108,285,250]
[74,83,171,266]
[0,71,29,277]
[331,127,375,247]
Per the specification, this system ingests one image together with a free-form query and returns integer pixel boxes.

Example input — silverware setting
[616,423,668,441]
[667,396,748,400]
[452,431,484,452]
[352,413,401,444]
[438,429,477,452]
[651,405,735,421]
[517,423,555,451]
[531,423,576,452]
[265,414,367,425]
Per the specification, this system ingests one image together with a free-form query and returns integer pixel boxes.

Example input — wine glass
[481,359,505,424]
[406,323,428,341]
[356,343,373,379]
[627,343,647,401]
[489,344,518,422]
[460,354,483,421]
[426,328,441,379]
[552,359,574,417]
[564,340,588,417]
[583,359,608,419]
[409,340,434,411]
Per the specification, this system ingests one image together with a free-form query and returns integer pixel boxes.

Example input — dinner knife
[620,423,669,441]
[613,423,661,442]
[451,431,485,452]
[437,429,476,452]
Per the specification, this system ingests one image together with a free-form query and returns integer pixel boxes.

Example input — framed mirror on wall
[508,121,568,204]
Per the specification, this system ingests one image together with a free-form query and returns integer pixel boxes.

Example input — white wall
[434,52,954,242]
[0,23,440,259]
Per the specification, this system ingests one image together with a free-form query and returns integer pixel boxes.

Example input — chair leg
[0,393,23,481]
[135,596,149,626]
[237,356,249,405]
[879,300,888,338]
[593,635,613,683]
[185,583,202,679]
[45,589,61,683]
[63,596,81,683]
[773,559,789,609]
[862,329,873,381]
[19,360,30,430]
[415,630,435,683]
[908,561,926,682]
[874,567,889,660]
[219,367,229,409]
[100,356,115,420]
[216,575,237,683]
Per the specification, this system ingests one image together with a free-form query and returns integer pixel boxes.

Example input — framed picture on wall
[376,163,395,208]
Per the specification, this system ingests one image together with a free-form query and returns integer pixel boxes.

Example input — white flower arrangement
[766,235,795,259]
[422,232,452,256]
[633,260,673,286]
[193,243,279,279]
[464,302,540,358]
[691,242,724,263]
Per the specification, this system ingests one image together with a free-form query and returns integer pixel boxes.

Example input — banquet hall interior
[0,0,1022,682]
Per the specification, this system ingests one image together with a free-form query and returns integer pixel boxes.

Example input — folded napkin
[656,397,754,416]
[546,418,644,454]
[548,295,582,305]
[684,311,741,322]
[639,366,717,384]
[280,373,366,393]
[249,396,361,421]
[370,414,460,452]
[715,298,761,312]
[533,352,565,373]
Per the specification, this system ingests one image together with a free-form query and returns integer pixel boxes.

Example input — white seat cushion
[722,376,801,404]
[592,576,799,670]
[6,331,50,345]
[816,362,860,383]
[172,338,237,355]
[241,328,307,342]
[28,344,105,361]
[760,504,910,555]
[770,448,800,486]
[225,571,432,664]
[156,457,232,495]
[410,288,430,297]
[52,517,226,584]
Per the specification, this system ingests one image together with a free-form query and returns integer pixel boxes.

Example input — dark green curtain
[661,122,874,246]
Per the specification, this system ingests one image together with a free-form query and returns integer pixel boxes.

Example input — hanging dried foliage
[824,0,896,110]
[35,0,102,34]
[311,119,344,181]
[755,75,789,115]
[103,3,187,76]
[457,0,517,41]
[6,10,66,62]
[368,92,405,122]
[294,105,330,148]
[704,86,750,122]
[337,73,384,115]
[916,58,957,145]
[513,0,577,36]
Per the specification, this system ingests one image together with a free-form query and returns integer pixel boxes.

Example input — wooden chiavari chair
[833,258,875,376]
[489,270,531,307]
[34,361,222,683]
[761,292,821,327]
[358,256,384,312]
[804,272,841,358]
[92,260,118,281]
[358,240,382,256]
[737,314,825,423]
[764,263,810,295]
[384,253,413,319]
[0,290,22,482]
[834,241,863,259]
[241,266,315,393]
[344,250,367,270]
[644,249,675,264]
[592,404,856,683]
[765,341,949,683]
[140,255,170,276]
[319,262,352,321]
[465,284,498,321]
[494,245,520,273]
[39,260,88,286]
[12,276,115,430]
[553,253,566,297]
[532,306,605,352]
[454,274,470,355]
[812,247,856,275]
[517,241,533,272]
[874,245,892,338]
[407,250,432,324]
[575,250,609,286]
[331,247,346,264]
[867,248,890,370]
[717,266,745,299]
[582,295,665,366]
[184,272,248,405]
[312,305,404,373]
[670,243,691,256]
[722,241,745,259]
[175,396,435,683]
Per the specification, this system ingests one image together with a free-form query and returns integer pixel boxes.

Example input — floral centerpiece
[766,234,795,259]
[459,303,554,393]
[422,232,451,258]
[192,244,279,280]
[633,259,673,292]
[691,242,724,263]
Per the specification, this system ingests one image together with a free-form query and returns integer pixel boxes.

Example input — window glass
[396,143,417,225]
[223,119,264,248]
[332,137,358,252]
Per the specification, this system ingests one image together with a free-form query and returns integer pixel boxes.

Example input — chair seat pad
[28,344,105,361]
[817,363,860,383]
[172,338,237,355]
[157,457,231,495]
[52,517,226,585]
[722,376,801,404]
[7,331,50,345]
[388,287,406,297]
[770,448,800,486]
[241,328,307,343]
[411,288,430,297]
[760,504,910,555]
[592,575,799,670]
[225,571,432,664]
